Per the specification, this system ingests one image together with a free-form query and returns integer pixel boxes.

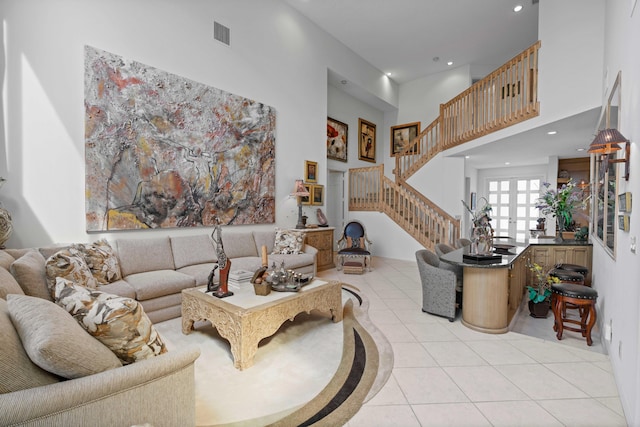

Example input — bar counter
[440,237,592,334]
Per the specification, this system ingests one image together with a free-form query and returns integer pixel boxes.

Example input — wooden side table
[301,227,335,271]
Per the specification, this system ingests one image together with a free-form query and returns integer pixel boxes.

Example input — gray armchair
[415,249,458,322]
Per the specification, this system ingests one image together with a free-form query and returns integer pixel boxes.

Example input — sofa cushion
[7,294,122,379]
[177,262,218,287]
[120,270,195,301]
[171,234,217,269]
[272,228,306,255]
[54,279,167,365]
[96,279,137,299]
[45,248,98,296]
[0,298,60,393]
[116,237,175,276]
[252,231,276,254]
[228,257,263,274]
[222,232,258,259]
[72,240,122,285]
[0,251,15,270]
[0,268,24,300]
[269,253,316,271]
[10,249,51,301]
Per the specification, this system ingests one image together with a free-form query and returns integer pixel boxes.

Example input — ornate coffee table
[181,279,343,370]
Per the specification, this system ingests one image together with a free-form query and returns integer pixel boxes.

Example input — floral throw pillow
[72,240,122,285]
[45,248,98,297]
[53,278,167,365]
[272,228,306,255]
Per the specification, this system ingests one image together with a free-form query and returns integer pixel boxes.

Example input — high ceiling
[285,0,598,169]
[285,0,539,85]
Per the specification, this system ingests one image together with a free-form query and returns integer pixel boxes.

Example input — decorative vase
[0,207,12,249]
[528,299,550,318]
[470,225,493,255]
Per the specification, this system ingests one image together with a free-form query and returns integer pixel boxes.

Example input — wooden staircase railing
[348,165,460,249]
[395,41,541,182]
[350,42,541,249]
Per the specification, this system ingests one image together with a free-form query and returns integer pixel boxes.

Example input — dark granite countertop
[440,237,592,269]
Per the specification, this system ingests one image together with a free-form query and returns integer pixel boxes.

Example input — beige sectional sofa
[3,228,317,323]
[0,228,316,425]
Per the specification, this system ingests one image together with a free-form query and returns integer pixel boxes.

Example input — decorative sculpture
[208,217,233,298]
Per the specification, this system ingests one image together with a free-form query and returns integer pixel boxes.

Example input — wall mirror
[592,71,621,256]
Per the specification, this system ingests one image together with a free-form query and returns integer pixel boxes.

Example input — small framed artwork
[618,192,632,212]
[300,183,311,205]
[358,118,376,163]
[311,184,324,205]
[619,214,630,231]
[390,121,420,156]
[305,160,318,183]
[327,117,348,162]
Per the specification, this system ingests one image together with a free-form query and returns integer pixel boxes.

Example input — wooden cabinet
[526,244,593,286]
[508,252,528,322]
[303,227,335,272]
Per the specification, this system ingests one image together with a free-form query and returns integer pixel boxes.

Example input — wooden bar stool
[551,283,598,346]
[548,268,585,285]
[549,267,587,317]
[555,263,590,285]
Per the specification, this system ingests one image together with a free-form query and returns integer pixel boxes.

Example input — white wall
[593,0,640,424]
[0,0,397,247]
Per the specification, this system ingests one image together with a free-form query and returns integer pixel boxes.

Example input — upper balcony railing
[396,41,541,181]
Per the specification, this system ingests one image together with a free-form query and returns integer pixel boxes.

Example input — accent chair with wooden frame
[336,220,372,271]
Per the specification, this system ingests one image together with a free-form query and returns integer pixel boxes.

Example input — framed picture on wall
[390,121,420,156]
[358,118,376,163]
[311,184,324,205]
[305,160,318,183]
[619,214,630,231]
[327,117,348,162]
[300,183,311,205]
[618,192,632,212]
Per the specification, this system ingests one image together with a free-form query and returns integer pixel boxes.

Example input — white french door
[486,177,542,244]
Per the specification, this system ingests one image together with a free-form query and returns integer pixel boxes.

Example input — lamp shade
[290,179,310,197]
[588,128,628,154]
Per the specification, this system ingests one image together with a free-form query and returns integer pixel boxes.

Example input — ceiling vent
[214,21,230,46]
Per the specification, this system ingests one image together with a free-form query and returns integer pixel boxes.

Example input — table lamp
[291,179,310,229]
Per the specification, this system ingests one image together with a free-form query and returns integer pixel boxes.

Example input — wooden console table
[301,227,335,271]
[181,279,342,370]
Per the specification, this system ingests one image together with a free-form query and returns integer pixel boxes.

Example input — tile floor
[318,257,627,427]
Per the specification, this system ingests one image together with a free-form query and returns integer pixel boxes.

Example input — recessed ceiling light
[576,148,586,152]
[447,61,453,66]
[505,162,511,165]
[465,155,470,159]
[386,72,392,77]
[547,130,557,135]
[513,5,523,12]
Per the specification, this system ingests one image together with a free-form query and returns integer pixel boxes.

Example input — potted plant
[536,179,583,239]
[526,262,560,318]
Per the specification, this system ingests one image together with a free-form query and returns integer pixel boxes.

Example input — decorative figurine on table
[208,217,233,298]
[316,208,328,227]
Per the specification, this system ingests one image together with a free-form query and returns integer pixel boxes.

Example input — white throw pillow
[271,228,306,255]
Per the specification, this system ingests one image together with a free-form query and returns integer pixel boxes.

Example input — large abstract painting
[84,46,276,231]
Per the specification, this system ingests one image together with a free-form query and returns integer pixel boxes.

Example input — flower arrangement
[536,179,583,232]
[526,262,560,303]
